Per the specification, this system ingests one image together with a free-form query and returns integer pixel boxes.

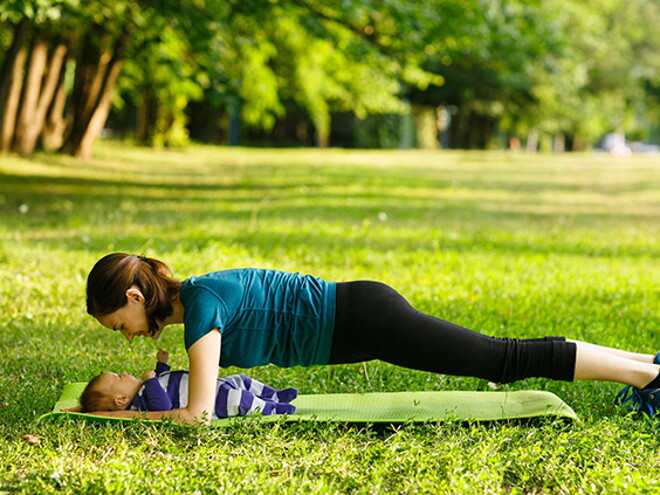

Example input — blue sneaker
[616,385,660,419]
[654,353,660,365]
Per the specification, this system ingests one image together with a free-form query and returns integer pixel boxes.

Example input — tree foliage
[0,0,658,156]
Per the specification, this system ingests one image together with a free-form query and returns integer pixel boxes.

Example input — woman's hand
[61,406,83,412]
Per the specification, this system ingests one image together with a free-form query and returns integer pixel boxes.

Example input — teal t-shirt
[180,269,336,368]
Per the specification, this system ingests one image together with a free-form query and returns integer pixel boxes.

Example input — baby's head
[80,371,142,413]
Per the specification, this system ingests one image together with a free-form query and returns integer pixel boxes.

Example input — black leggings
[328,281,577,383]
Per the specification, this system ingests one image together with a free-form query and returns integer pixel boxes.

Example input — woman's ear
[125,287,145,304]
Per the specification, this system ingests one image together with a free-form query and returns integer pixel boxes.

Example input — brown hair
[86,253,182,336]
[79,374,115,412]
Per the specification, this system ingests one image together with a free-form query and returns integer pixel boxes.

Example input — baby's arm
[140,371,173,411]
[155,349,171,376]
[157,349,169,364]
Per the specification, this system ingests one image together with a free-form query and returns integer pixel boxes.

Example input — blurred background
[1,0,658,159]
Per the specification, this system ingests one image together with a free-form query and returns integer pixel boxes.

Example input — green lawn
[1,142,659,494]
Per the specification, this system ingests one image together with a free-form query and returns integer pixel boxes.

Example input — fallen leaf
[21,434,42,444]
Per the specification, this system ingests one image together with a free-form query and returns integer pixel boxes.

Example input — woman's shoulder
[180,269,251,306]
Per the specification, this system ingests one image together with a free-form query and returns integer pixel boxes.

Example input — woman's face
[96,287,162,341]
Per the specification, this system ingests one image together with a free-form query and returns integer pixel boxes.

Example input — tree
[404,0,659,150]
[2,0,657,156]
[0,0,138,158]
[2,0,443,154]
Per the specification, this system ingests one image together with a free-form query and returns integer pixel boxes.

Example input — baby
[79,349,297,419]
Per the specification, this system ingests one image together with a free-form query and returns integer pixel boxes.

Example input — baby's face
[97,371,143,403]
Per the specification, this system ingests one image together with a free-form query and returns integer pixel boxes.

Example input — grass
[1,142,660,494]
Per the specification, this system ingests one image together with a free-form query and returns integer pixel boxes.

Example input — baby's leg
[215,385,239,418]
[216,384,296,417]
[252,397,296,416]
[228,374,298,403]
[216,386,260,417]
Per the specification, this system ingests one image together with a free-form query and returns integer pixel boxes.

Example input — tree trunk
[228,98,240,146]
[0,19,29,119]
[16,39,68,154]
[553,134,565,153]
[42,46,71,152]
[73,57,124,159]
[70,25,106,133]
[465,111,478,149]
[316,128,329,148]
[136,89,151,143]
[526,129,539,152]
[0,19,30,153]
[412,104,439,149]
[67,25,131,159]
[81,29,112,129]
[451,107,470,149]
[14,33,49,154]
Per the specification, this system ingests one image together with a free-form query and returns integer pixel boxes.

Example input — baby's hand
[157,349,169,364]
[141,370,156,381]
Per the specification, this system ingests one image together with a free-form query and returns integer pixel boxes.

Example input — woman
[85,253,660,424]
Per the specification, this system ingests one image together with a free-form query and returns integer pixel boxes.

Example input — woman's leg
[572,341,658,388]
[329,281,658,388]
[330,281,575,382]
[568,340,654,363]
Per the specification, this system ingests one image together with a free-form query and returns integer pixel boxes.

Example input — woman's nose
[121,330,134,342]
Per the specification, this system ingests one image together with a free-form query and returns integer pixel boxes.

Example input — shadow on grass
[2,162,659,260]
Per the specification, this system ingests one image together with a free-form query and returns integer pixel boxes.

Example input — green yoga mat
[39,382,577,425]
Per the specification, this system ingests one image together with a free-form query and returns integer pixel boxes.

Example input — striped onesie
[127,362,297,419]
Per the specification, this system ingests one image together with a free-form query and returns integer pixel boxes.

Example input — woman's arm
[88,330,222,425]
[185,328,221,424]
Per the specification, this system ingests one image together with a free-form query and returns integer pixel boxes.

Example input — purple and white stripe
[157,372,296,419]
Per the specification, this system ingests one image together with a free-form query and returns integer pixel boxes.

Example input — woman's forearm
[86,407,208,425]
[185,329,222,424]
